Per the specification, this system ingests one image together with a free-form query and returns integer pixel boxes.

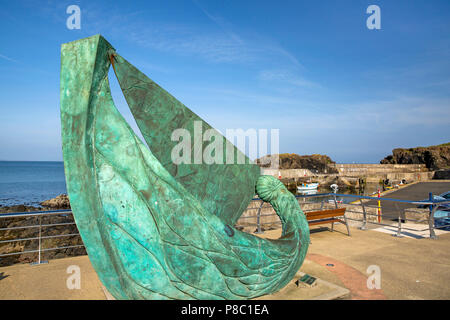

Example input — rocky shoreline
[0,194,86,267]
[256,153,339,174]
[380,143,450,170]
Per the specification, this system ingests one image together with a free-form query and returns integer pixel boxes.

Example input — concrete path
[372,222,450,239]
[0,255,106,300]
[262,224,450,300]
[365,181,450,221]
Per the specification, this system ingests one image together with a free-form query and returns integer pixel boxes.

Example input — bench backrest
[305,208,346,221]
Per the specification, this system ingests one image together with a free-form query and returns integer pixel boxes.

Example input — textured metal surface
[111,53,260,225]
[60,35,310,300]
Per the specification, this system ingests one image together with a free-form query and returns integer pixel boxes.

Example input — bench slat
[307,212,345,221]
[306,208,346,220]
[308,218,342,226]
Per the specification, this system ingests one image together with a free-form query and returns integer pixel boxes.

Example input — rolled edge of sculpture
[60,34,310,299]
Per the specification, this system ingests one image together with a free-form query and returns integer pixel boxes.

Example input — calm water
[294,183,384,204]
[0,161,67,207]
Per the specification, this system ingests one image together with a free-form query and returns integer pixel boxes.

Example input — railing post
[31,215,48,266]
[333,194,338,209]
[254,200,264,234]
[393,203,403,238]
[393,215,403,238]
[428,192,438,240]
[38,215,41,264]
[331,194,339,232]
[359,199,368,230]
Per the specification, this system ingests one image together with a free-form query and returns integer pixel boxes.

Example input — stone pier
[261,163,434,188]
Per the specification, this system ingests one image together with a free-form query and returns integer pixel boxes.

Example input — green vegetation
[436,142,450,147]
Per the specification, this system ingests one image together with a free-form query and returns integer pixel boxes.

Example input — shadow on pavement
[0,272,9,281]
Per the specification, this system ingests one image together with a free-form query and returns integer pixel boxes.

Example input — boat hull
[297,183,319,191]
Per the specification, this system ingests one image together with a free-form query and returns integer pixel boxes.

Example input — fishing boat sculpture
[60,35,310,300]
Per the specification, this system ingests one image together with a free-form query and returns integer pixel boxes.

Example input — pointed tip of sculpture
[62,34,111,47]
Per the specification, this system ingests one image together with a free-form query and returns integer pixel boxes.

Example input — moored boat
[297,182,319,191]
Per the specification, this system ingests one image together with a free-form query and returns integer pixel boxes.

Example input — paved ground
[372,222,449,239]
[1,224,449,300]
[365,181,450,221]
[263,224,450,300]
[0,253,350,300]
[0,255,106,299]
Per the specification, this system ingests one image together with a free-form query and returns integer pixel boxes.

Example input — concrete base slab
[256,271,350,300]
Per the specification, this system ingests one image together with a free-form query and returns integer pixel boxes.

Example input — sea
[0,160,383,207]
[0,161,67,207]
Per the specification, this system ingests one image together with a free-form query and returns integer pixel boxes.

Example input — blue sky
[0,0,449,163]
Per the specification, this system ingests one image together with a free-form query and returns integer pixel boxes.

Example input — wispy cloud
[191,2,302,68]
[277,96,450,130]
[259,70,320,88]
[191,83,450,132]
[0,54,18,63]
[22,1,305,79]
[193,0,244,45]
[70,1,303,69]
[128,26,255,63]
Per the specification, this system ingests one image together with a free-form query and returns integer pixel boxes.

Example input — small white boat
[330,184,339,192]
[297,182,319,191]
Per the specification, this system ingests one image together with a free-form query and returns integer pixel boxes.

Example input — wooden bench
[305,208,351,236]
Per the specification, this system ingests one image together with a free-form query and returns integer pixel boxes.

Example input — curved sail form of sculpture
[60,35,310,300]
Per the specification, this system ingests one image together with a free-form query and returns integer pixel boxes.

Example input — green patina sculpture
[60,35,310,300]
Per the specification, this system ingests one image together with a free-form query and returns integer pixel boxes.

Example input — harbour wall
[261,164,434,185]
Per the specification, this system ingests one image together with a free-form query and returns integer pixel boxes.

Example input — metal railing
[0,209,84,265]
[1,192,449,266]
[237,192,450,239]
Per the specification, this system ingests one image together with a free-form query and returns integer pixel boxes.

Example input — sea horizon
[0,161,67,207]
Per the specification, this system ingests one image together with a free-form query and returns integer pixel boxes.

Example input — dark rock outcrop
[40,194,71,209]
[256,153,339,174]
[433,169,450,180]
[380,143,450,170]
